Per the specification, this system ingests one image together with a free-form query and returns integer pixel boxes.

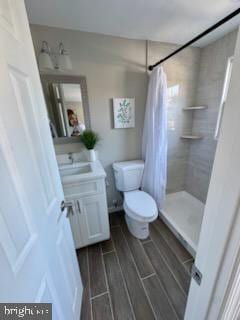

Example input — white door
[185,27,240,319]
[0,1,82,319]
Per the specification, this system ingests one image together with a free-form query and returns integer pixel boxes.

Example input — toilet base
[125,214,149,239]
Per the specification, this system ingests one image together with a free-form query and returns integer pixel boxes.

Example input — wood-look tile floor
[77,211,194,320]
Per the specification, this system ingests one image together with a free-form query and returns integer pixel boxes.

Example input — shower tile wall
[185,30,238,203]
[148,41,200,193]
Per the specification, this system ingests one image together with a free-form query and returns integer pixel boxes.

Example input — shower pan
[161,191,204,257]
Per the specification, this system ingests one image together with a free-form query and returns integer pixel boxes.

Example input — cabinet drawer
[63,178,105,198]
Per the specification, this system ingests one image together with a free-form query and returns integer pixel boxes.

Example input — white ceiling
[25,0,240,47]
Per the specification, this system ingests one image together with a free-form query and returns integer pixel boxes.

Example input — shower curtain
[142,66,168,210]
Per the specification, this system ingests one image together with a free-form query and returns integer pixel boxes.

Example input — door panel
[0,0,82,318]
[0,0,18,37]
[57,228,79,312]
[35,275,64,320]
[0,121,38,275]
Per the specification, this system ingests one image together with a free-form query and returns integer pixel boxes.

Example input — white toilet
[113,160,158,239]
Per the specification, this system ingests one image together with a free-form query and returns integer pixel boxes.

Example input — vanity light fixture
[38,41,54,71]
[38,41,72,71]
[58,42,72,71]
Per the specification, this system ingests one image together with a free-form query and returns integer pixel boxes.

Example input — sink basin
[59,160,106,184]
[60,164,92,177]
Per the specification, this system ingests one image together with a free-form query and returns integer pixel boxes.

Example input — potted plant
[80,130,99,162]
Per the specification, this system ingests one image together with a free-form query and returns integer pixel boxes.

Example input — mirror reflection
[50,83,85,137]
[41,75,91,142]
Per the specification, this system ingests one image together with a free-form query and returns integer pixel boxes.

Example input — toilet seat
[123,190,158,222]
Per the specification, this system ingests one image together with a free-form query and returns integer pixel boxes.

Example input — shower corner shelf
[181,135,203,140]
[183,106,207,111]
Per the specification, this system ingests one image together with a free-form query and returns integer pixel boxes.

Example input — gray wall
[31,25,147,208]
[185,30,237,203]
[30,24,200,208]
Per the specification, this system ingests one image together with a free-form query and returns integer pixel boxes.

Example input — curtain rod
[148,8,240,71]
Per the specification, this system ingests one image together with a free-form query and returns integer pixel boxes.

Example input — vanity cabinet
[60,162,110,249]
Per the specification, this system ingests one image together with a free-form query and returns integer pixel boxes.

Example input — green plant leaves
[80,130,99,150]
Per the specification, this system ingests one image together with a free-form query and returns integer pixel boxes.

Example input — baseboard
[108,205,123,213]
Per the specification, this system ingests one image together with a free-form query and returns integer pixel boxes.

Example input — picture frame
[113,98,135,128]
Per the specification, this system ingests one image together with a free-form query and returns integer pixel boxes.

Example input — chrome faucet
[68,153,74,164]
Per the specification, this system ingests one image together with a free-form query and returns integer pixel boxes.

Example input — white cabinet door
[0,1,82,319]
[77,194,110,247]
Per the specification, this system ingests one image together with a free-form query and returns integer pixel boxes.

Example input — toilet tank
[112,160,144,192]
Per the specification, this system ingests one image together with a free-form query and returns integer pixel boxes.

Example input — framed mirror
[41,75,91,144]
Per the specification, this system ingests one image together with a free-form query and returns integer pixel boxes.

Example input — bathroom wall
[30,25,148,208]
[185,30,237,203]
[30,24,200,207]
[148,41,200,193]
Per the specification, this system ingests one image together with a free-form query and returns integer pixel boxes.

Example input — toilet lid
[124,190,157,220]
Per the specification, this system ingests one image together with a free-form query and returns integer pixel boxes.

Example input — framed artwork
[113,98,135,128]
